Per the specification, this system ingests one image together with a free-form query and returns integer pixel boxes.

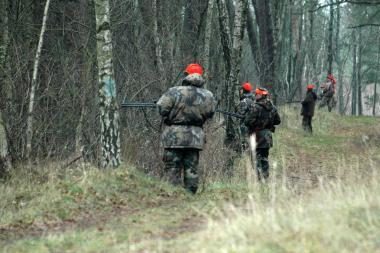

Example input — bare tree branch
[309,0,380,12]
[348,23,380,28]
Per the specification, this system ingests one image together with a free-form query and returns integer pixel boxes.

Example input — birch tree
[217,0,247,145]
[336,2,345,114]
[203,0,215,84]
[251,0,277,99]
[327,0,334,75]
[152,0,164,74]
[357,28,363,115]
[373,30,380,116]
[25,0,52,164]
[351,31,358,115]
[94,0,121,168]
[0,0,11,173]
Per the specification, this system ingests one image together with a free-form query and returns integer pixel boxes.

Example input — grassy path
[1,108,380,252]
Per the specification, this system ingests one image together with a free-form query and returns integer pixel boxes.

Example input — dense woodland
[0,0,379,173]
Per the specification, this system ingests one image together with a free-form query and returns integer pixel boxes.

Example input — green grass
[1,107,380,252]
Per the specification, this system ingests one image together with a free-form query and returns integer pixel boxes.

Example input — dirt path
[0,193,208,248]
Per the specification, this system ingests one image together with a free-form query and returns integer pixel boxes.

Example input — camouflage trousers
[256,148,270,181]
[302,116,313,134]
[162,148,200,194]
[319,95,336,112]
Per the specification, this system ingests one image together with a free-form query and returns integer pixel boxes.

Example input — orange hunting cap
[242,82,253,92]
[255,87,269,95]
[184,63,203,75]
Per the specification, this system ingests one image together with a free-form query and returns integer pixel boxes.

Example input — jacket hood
[182,73,205,87]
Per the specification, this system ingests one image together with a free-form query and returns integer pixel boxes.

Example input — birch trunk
[246,3,261,75]
[357,29,363,115]
[373,31,380,116]
[351,32,357,116]
[94,0,121,168]
[25,0,52,165]
[327,0,334,75]
[336,3,345,114]
[217,0,232,109]
[218,0,247,145]
[229,0,248,108]
[152,0,164,74]
[0,0,11,173]
[203,0,215,85]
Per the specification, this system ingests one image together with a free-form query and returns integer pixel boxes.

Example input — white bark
[25,0,52,164]
[94,0,121,168]
[0,0,11,172]
[152,0,164,74]
[203,0,215,85]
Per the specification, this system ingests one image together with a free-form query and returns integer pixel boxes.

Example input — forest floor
[1,106,380,252]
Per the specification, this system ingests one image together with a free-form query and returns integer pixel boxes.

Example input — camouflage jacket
[321,81,335,97]
[157,74,216,150]
[236,93,254,117]
[244,99,281,148]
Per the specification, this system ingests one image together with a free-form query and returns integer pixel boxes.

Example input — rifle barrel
[120,103,157,108]
[215,109,244,119]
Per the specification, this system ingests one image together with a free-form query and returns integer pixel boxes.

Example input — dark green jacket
[244,99,281,148]
[301,90,317,117]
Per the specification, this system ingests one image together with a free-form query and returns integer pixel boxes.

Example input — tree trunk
[94,0,121,168]
[327,0,334,75]
[351,31,357,116]
[218,0,247,145]
[252,0,276,99]
[152,0,164,74]
[217,0,232,107]
[203,0,215,85]
[181,0,207,63]
[228,0,248,109]
[357,28,363,115]
[246,2,261,77]
[336,2,344,114]
[76,0,99,163]
[25,0,52,165]
[0,0,12,174]
[373,30,380,116]
[294,2,306,100]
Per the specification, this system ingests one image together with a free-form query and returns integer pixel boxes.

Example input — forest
[0,0,380,171]
[1,0,380,252]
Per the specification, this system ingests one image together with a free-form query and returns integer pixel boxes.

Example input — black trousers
[302,116,313,133]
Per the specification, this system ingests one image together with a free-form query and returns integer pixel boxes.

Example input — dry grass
[1,106,380,252]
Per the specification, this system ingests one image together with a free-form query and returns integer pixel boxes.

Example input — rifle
[120,101,244,119]
[215,109,244,119]
[120,102,156,108]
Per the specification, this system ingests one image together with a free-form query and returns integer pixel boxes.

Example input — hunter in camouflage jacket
[157,74,216,150]
[244,98,281,149]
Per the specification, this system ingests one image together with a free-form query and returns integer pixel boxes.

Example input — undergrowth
[0,106,379,252]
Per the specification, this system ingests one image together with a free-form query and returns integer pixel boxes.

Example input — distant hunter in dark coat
[301,84,318,134]
[157,63,216,194]
[244,88,281,181]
